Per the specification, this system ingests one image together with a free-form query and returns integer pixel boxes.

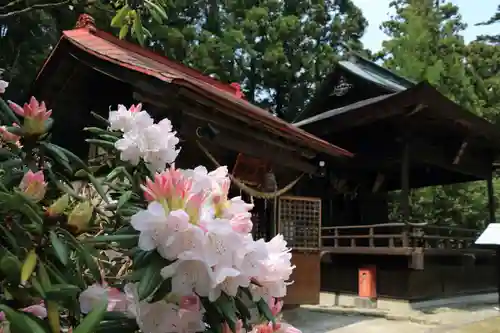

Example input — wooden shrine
[293,53,500,305]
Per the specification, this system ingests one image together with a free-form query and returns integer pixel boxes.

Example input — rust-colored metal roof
[39,16,353,158]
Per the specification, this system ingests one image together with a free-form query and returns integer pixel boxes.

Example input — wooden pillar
[400,141,411,222]
[487,170,496,223]
[496,247,500,308]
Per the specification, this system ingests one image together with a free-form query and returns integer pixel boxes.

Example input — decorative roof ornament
[230,82,245,99]
[332,76,353,97]
[75,14,96,32]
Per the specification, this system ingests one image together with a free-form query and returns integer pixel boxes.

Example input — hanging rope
[195,140,304,199]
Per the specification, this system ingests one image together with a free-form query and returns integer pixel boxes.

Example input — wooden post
[487,170,496,224]
[401,141,411,222]
[496,247,500,308]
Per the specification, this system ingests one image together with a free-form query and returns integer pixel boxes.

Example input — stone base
[320,291,498,312]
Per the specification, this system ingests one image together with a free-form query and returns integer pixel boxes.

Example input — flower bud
[46,194,70,216]
[0,123,20,143]
[67,201,93,233]
[8,97,52,135]
[19,170,47,202]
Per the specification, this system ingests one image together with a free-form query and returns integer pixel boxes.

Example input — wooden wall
[284,251,321,305]
[321,254,496,301]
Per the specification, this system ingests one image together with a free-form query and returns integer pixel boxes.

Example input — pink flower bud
[19,170,46,202]
[0,123,20,143]
[8,97,52,135]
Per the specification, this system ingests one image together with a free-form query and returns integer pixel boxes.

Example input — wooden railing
[321,223,479,251]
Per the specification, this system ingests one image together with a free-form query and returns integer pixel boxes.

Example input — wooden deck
[321,223,492,257]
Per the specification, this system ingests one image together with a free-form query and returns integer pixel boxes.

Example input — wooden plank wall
[284,250,321,305]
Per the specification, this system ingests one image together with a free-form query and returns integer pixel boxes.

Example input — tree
[146,0,368,120]
[377,0,496,228]
[378,0,481,114]
[475,4,500,44]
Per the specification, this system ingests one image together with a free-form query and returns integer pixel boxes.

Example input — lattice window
[278,196,321,250]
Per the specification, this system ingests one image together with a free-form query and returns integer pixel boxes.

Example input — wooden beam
[408,138,491,179]
[180,122,319,174]
[133,92,317,159]
[452,140,469,165]
[348,137,491,179]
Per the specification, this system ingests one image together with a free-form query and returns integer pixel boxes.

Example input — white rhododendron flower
[110,104,180,171]
[0,80,8,94]
[106,104,300,333]
[109,104,153,133]
[79,283,130,314]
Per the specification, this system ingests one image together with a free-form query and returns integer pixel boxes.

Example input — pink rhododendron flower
[270,297,283,316]
[0,123,20,144]
[19,170,46,202]
[0,302,47,321]
[8,97,52,135]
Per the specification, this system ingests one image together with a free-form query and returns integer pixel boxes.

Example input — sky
[352,0,500,51]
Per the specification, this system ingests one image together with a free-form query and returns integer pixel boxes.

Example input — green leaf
[151,278,172,302]
[0,147,18,160]
[76,244,101,282]
[53,144,89,172]
[73,295,108,333]
[98,134,119,143]
[45,262,68,285]
[215,294,239,333]
[145,0,167,19]
[46,168,84,200]
[45,284,81,300]
[85,172,110,204]
[117,190,133,211]
[83,234,138,243]
[90,111,110,126]
[104,166,124,182]
[119,24,129,39]
[0,98,20,124]
[41,142,73,173]
[0,158,23,170]
[85,139,116,150]
[132,13,145,46]
[4,125,23,136]
[37,260,52,291]
[111,4,130,28]
[49,230,69,266]
[256,298,275,324]
[0,222,21,256]
[234,295,251,320]
[0,304,47,333]
[200,298,223,333]
[0,250,22,283]
[137,256,166,300]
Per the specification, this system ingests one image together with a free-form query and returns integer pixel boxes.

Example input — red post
[358,266,377,299]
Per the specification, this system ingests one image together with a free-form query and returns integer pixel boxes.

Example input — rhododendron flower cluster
[90,104,300,333]
[110,104,180,172]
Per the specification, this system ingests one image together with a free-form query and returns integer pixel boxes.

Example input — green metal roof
[340,54,416,92]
